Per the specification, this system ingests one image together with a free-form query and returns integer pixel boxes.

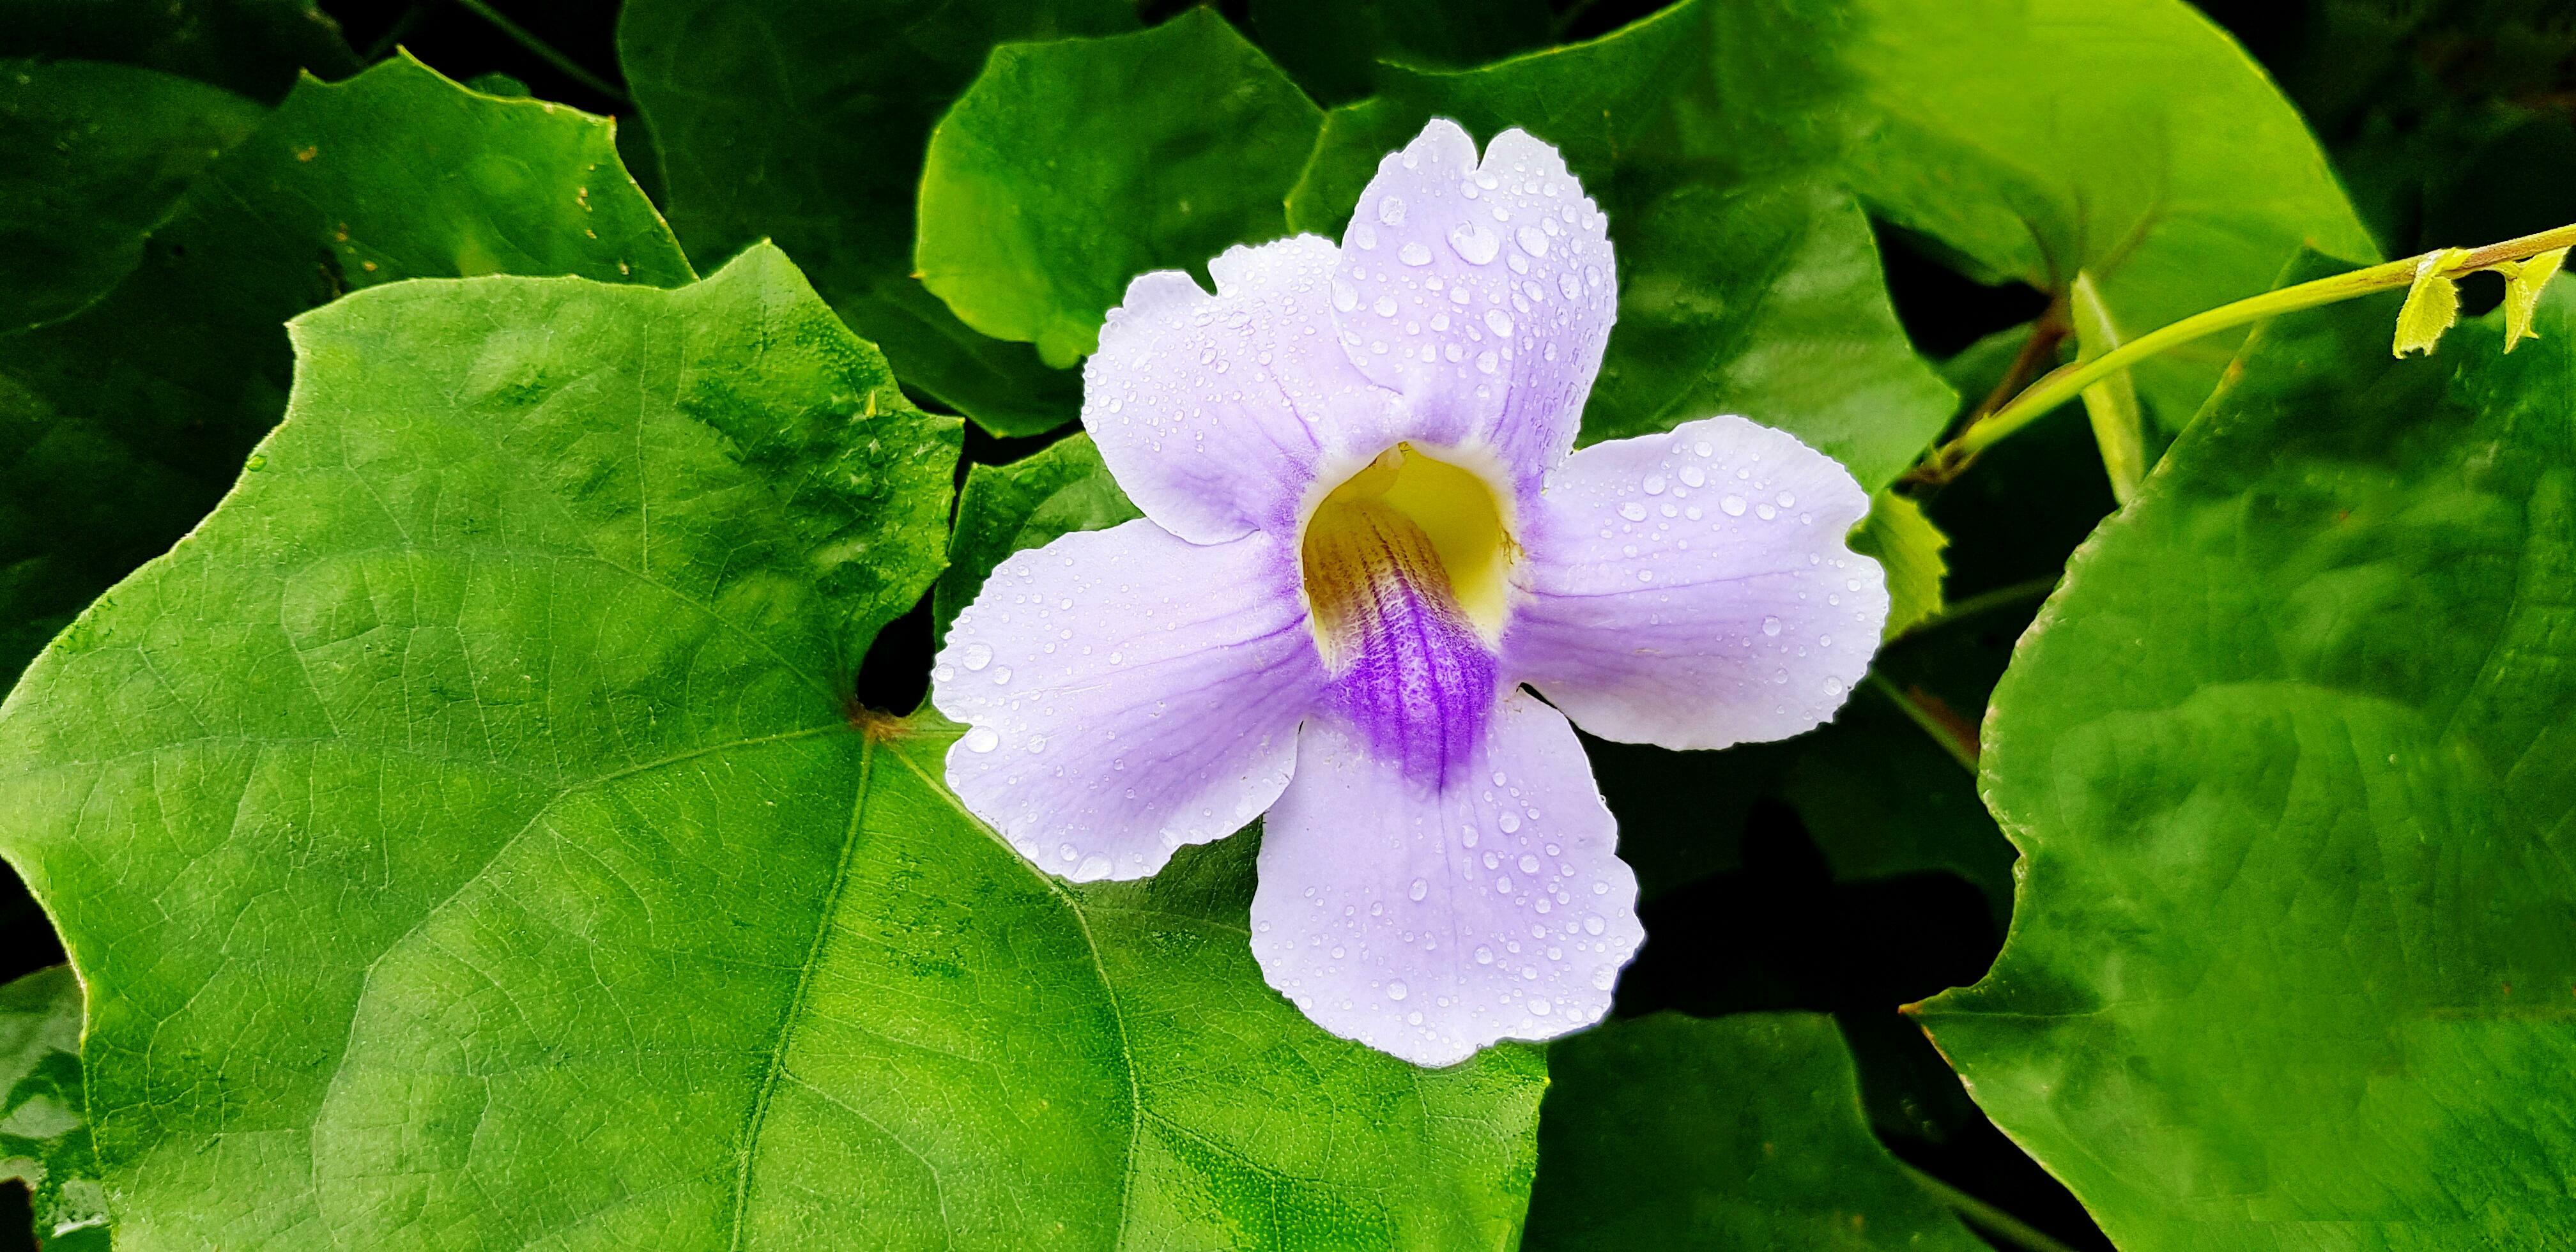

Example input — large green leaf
[0,966,102,1252]
[933,432,1140,646]
[1918,275,2576,1246]
[1524,1012,1981,1249]
[917,9,1322,368]
[1285,5,1954,491]
[1835,0,2380,431]
[0,54,689,690]
[619,0,1135,434]
[0,60,261,332]
[0,245,1547,1249]
[0,0,355,103]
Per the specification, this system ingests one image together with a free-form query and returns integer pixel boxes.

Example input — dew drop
[1484,308,1514,337]
[1373,295,1397,317]
[1331,280,1359,312]
[962,726,999,753]
[1377,195,1407,226]
[1398,241,1432,266]
[1447,222,1500,264]
[1721,495,1747,516]
[1618,501,1647,522]
[1476,350,1499,374]
[959,643,993,671]
[1516,225,1550,257]
[1498,813,1522,834]
[1475,946,1494,965]
[1518,854,1541,874]
[1410,878,1429,901]
[1351,222,1378,250]
[1386,981,1408,1001]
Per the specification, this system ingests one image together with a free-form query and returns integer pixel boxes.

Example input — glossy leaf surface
[0,247,1547,1250]
[1922,276,2576,1248]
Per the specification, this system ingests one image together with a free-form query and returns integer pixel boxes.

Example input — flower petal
[1334,120,1616,484]
[933,519,1326,881]
[1504,415,1886,751]
[1250,691,1643,1067]
[1084,235,1402,544]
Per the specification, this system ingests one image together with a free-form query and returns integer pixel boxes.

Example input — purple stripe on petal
[1303,499,1499,786]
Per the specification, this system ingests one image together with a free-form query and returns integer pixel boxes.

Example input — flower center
[1298,444,1514,784]
[1301,443,1514,653]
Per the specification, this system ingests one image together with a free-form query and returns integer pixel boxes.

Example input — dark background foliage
[0,1,2566,1247]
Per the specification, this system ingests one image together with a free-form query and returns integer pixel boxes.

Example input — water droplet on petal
[1516,225,1549,257]
[1386,980,1408,1001]
[1332,280,1359,312]
[959,643,993,671]
[1378,195,1407,226]
[1398,241,1432,266]
[1763,616,1782,637]
[1722,495,1747,516]
[1410,878,1428,901]
[962,726,999,753]
[1351,222,1378,250]
[1484,308,1514,337]
[1448,222,1499,264]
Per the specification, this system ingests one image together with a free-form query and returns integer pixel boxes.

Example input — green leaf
[1285,5,1954,491]
[1836,0,2379,427]
[0,60,262,332]
[2502,245,2566,352]
[0,245,1548,1249]
[2392,247,2471,357]
[933,432,1141,646]
[1919,268,2576,1246]
[917,9,1324,368]
[1245,0,1552,106]
[0,0,356,103]
[0,53,689,691]
[1524,1012,1982,1251]
[2069,271,2147,503]
[620,0,1137,434]
[1848,491,1946,641]
[0,966,104,1252]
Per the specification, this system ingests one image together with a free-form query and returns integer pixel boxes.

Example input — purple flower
[932,121,1888,1065]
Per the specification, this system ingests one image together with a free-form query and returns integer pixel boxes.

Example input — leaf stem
[1915,221,2576,482]
[1899,576,2058,640]
[1866,673,1979,772]
[1901,1165,2086,1252]
[448,0,632,107]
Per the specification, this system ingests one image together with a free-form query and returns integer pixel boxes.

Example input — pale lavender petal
[933,520,1326,882]
[1250,691,1643,1067]
[1333,120,1616,484]
[1084,236,1404,544]
[1503,415,1886,751]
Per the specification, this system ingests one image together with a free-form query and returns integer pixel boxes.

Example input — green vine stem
[1913,221,2576,484]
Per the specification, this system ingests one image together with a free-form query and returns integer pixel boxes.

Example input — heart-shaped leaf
[0,246,1546,1249]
